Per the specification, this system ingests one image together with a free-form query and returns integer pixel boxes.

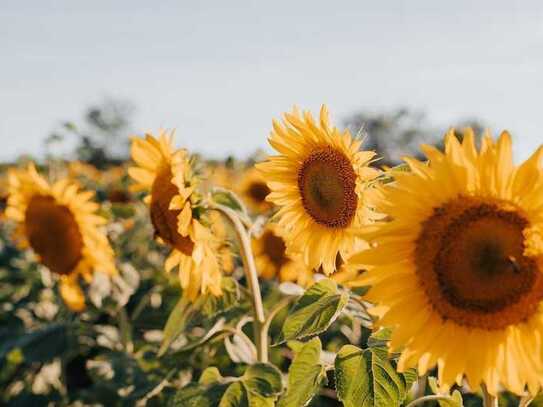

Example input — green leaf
[220,382,249,407]
[427,377,464,407]
[351,286,371,296]
[244,389,275,407]
[170,383,228,407]
[173,363,282,407]
[285,340,305,354]
[242,363,283,398]
[530,393,543,406]
[161,278,242,356]
[367,327,392,349]
[367,327,416,393]
[200,367,224,385]
[278,337,326,407]
[86,351,158,402]
[196,277,240,318]
[276,279,348,344]
[0,323,69,364]
[159,297,191,356]
[399,368,418,395]
[335,345,410,407]
[450,391,464,407]
[212,189,245,212]
[110,203,135,218]
[428,376,440,394]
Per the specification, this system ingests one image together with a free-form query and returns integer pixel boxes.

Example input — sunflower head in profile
[0,173,8,220]
[349,129,543,395]
[256,106,380,275]
[252,223,313,286]
[237,167,273,214]
[129,130,228,300]
[6,164,116,312]
[208,210,235,275]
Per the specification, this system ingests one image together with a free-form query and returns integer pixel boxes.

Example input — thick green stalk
[211,203,268,363]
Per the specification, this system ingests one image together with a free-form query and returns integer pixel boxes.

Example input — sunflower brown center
[247,182,270,204]
[150,167,194,256]
[297,147,358,228]
[25,195,83,275]
[108,189,131,204]
[262,230,288,268]
[416,196,543,329]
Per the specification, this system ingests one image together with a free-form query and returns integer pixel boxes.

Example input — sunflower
[252,224,313,286]
[349,129,543,395]
[0,173,8,221]
[206,164,237,191]
[6,164,116,311]
[68,161,102,182]
[256,106,380,274]
[237,167,273,214]
[208,210,235,275]
[128,130,227,300]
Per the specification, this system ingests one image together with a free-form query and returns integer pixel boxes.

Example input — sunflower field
[1,105,543,407]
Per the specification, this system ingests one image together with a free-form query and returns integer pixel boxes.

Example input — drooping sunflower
[237,167,273,214]
[257,106,380,274]
[252,223,313,286]
[128,130,227,300]
[6,164,116,311]
[208,210,235,275]
[349,130,543,395]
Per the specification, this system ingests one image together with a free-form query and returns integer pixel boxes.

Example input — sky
[1,0,542,162]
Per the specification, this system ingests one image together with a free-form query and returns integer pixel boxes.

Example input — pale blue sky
[1,0,542,161]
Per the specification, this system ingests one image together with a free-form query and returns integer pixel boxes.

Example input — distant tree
[46,99,134,168]
[343,108,434,167]
[343,108,487,167]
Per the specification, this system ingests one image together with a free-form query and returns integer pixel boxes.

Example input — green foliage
[428,377,465,407]
[159,297,192,356]
[335,344,412,407]
[276,279,348,344]
[170,382,229,407]
[242,363,283,398]
[219,382,249,407]
[278,337,327,407]
[366,327,392,349]
[1,133,512,407]
[171,363,283,407]
[530,393,543,406]
[211,189,247,214]
[160,277,242,356]
[199,277,240,318]
[0,323,70,364]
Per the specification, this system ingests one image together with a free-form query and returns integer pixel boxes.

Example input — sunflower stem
[519,394,534,407]
[262,297,291,338]
[414,373,428,399]
[481,384,498,407]
[118,307,134,353]
[211,203,268,363]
